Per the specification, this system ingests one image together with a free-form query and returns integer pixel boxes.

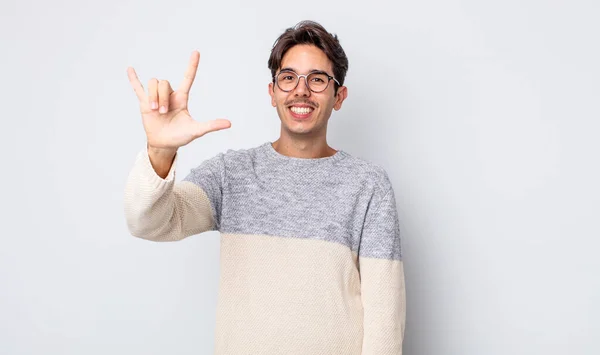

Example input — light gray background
[1,0,598,354]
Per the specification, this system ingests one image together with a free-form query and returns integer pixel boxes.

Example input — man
[124,20,405,355]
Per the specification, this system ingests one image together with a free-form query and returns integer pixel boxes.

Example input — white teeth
[290,106,313,115]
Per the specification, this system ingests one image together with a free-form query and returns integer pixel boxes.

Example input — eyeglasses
[274,70,341,93]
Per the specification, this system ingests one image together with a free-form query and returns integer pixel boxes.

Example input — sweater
[124,141,406,355]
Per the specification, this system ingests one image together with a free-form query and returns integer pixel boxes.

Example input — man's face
[269,44,347,137]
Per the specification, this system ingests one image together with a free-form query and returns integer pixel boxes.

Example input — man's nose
[294,76,311,96]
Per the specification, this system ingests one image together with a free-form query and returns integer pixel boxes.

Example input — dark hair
[268,20,349,92]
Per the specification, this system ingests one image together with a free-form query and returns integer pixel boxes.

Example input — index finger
[178,51,200,94]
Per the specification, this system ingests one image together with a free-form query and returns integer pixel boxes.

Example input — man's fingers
[158,80,174,114]
[148,78,159,110]
[179,51,200,94]
[127,67,146,102]
[193,119,232,138]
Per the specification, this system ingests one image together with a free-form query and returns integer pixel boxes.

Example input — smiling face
[269,44,348,137]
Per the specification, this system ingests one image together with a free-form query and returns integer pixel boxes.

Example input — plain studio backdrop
[1,0,598,354]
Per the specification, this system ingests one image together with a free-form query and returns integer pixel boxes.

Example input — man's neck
[271,137,337,159]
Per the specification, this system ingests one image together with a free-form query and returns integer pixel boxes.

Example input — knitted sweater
[124,141,406,355]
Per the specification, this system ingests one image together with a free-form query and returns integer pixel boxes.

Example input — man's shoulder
[202,142,265,161]
[216,142,266,162]
[336,150,393,191]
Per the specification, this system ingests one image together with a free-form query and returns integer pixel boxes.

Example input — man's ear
[333,86,348,111]
[268,82,276,107]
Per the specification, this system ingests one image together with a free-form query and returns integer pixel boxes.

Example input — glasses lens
[277,72,298,91]
[307,73,330,92]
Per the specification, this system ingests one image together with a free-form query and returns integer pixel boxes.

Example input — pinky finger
[127,67,146,102]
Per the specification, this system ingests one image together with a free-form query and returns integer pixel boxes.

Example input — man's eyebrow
[279,67,329,74]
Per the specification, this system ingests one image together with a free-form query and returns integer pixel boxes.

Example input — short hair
[268,20,349,92]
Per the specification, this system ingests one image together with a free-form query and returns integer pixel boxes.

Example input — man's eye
[282,76,294,81]
[311,77,325,83]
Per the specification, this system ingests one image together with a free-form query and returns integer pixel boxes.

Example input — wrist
[147,145,177,159]
[147,144,177,179]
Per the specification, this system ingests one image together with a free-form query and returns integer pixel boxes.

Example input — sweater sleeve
[123,147,223,241]
[358,178,406,354]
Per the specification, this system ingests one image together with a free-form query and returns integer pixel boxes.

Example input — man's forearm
[124,148,215,241]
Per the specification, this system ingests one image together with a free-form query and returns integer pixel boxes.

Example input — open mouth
[289,105,315,119]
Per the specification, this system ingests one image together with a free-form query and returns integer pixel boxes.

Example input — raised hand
[127,51,231,153]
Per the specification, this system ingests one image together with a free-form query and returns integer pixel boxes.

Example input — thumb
[192,119,232,138]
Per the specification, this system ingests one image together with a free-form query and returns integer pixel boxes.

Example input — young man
[124,21,405,355]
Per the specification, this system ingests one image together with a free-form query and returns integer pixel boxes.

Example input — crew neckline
[261,141,347,164]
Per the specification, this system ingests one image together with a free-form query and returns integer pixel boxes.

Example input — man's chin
[281,122,317,136]
[286,127,312,135]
